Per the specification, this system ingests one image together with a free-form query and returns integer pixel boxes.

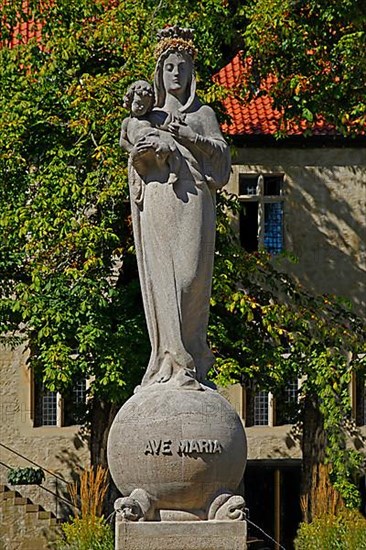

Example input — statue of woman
[127,26,231,390]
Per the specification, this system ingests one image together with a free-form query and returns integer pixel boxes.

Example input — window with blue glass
[264,203,284,254]
[239,173,284,254]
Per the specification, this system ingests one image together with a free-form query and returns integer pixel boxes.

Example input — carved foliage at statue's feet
[114,489,155,522]
[208,492,246,521]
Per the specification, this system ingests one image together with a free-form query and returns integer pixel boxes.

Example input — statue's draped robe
[129,101,230,388]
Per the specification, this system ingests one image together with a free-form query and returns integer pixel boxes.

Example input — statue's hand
[131,133,173,176]
[164,114,196,142]
[133,133,171,157]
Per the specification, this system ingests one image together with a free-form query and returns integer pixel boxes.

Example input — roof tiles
[1,16,42,49]
[215,53,336,136]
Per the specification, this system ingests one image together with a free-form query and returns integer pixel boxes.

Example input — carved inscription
[144,439,222,456]
[144,439,172,455]
[178,439,222,454]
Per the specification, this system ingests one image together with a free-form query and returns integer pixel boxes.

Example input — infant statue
[119,79,180,193]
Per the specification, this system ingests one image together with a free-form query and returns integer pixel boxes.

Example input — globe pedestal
[107,387,247,549]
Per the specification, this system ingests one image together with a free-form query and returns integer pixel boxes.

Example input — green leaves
[295,509,366,549]
[242,0,366,134]
[0,0,365,505]
[8,467,45,486]
[210,192,366,506]
[0,1,146,402]
[0,0,248,405]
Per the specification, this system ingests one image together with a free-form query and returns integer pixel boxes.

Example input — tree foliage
[0,0,238,402]
[242,0,366,134]
[0,0,365,511]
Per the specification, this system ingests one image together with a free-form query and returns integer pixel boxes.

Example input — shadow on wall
[282,165,365,315]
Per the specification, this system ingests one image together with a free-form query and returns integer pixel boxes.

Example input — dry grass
[68,465,109,518]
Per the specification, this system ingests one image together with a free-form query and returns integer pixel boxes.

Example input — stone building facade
[228,144,365,315]
[0,344,90,520]
[215,53,366,548]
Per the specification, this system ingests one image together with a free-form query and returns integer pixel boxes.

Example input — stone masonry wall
[228,147,366,315]
[0,343,90,519]
[0,484,60,550]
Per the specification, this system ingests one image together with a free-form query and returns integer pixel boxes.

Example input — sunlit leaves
[242,0,366,134]
[0,0,365,504]
[0,0,247,402]
[210,191,365,506]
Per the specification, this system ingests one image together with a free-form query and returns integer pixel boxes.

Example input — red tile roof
[3,20,337,137]
[215,53,336,136]
[1,7,42,49]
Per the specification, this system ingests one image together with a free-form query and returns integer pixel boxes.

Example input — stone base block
[116,520,247,550]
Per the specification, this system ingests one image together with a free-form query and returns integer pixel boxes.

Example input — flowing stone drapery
[129,100,230,390]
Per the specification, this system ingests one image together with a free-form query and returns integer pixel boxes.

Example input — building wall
[228,147,366,315]
[219,384,302,460]
[0,343,90,517]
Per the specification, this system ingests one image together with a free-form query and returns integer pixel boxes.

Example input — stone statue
[108,27,247,548]
[119,80,155,154]
[126,26,231,390]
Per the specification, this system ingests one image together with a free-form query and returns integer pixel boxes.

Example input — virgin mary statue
[125,26,231,390]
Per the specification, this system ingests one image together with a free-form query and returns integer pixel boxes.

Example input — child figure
[120,80,180,185]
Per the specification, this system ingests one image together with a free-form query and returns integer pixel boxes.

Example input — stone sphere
[107,388,247,511]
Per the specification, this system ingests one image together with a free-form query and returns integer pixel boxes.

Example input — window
[239,173,284,254]
[34,379,87,427]
[245,381,299,427]
[254,391,271,426]
[276,380,300,425]
[34,384,59,426]
[63,379,87,426]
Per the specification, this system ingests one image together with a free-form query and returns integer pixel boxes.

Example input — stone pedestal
[116,520,247,550]
[108,388,248,547]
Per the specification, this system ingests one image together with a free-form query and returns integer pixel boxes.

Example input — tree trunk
[300,393,342,522]
[90,398,119,515]
[90,398,118,466]
[301,393,325,521]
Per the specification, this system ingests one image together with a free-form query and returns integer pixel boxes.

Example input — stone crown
[155,25,198,60]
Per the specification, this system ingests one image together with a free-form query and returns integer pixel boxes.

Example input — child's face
[131,92,152,116]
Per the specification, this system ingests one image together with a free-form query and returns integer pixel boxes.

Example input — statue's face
[162,52,191,96]
[131,91,152,116]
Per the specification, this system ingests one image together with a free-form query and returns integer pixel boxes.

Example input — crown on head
[154,25,198,60]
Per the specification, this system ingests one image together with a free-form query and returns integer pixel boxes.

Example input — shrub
[68,465,109,518]
[56,466,113,549]
[295,509,366,550]
[57,515,114,550]
[7,467,45,485]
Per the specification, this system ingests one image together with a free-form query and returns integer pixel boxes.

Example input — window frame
[238,172,285,253]
[33,377,88,428]
[245,378,302,427]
